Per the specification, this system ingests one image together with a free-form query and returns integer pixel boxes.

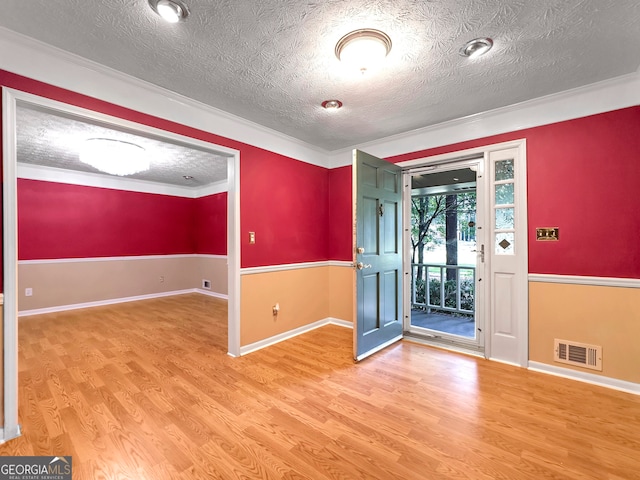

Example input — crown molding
[327,72,640,168]
[0,27,329,168]
[193,180,228,198]
[17,163,227,198]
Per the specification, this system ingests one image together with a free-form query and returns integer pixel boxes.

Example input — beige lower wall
[18,255,229,312]
[240,266,331,346]
[529,281,640,384]
[329,265,354,323]
[197,256,228,295]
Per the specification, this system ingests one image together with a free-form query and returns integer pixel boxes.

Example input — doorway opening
[2,88,241,442]
[403,159,485,352]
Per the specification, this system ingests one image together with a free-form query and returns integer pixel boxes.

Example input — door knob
[355,262,372,270]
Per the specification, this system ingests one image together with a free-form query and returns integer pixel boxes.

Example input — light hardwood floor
[1,293,639,479]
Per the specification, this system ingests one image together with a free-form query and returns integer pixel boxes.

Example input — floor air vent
[554,339,602,371]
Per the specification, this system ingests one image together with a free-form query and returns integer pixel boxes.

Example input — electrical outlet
[25,288,33,297]
[159,276,165,283]
[202,279,211,289]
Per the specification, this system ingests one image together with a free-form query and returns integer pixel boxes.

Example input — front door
[353,150,403,361]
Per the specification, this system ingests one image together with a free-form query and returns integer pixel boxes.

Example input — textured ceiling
[17,104,228,187]
[2,1,640,151]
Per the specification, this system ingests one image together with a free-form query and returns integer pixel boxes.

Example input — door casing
[398,139,528,365]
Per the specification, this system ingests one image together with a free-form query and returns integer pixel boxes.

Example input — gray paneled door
[353,150,403,361]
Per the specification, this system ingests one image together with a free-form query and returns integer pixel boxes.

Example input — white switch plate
[25,288,33,297]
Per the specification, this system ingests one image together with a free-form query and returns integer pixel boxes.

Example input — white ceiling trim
[17,163,227,198]
[0,27,329,168]
[328,72,640,168]
[193,181,228,198]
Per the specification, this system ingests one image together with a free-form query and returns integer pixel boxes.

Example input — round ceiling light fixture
[321,100,343,110]
[335,29,392,74]
[79,138,149,176]
[459,37,493,58]
[149,0,189,23]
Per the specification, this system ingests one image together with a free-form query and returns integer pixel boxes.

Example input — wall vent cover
[554,339,602,371]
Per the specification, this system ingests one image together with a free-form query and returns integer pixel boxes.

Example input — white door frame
[398,139,528,365]
[1,88,241,442]
[402,157,486,351]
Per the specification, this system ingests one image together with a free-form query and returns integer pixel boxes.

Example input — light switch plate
[536,227,559,241]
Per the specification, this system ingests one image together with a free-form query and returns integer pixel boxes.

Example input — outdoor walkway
[411,309,475,338]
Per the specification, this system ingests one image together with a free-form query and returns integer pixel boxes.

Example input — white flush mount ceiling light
[149,0,189,23]
[321,100,343,110]
[79,138,149,176]
[459,38,494,58]
[335,29,392,74]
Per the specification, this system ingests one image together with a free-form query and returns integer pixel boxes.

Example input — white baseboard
[240,317,352,356]
[18,288,227,317]
[326,317,353,329]
[195,288,228,300]
[528,361,640,396]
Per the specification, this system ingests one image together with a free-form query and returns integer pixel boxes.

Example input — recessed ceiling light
[149,0,189,23]
[459,38,493,58]
[322,100,343,110]
[335,29,392,74]
[79,138,149,176]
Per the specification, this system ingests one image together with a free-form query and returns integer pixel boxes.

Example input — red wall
[0,69,330,279]
[18,179,195,259]
[4,69,639,287]
[194,192,227,255]
[241,152,329,267]
[328,167,352,262]
[327,107,640,278]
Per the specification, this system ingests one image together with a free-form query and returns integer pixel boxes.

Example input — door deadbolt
[356,247,365,254]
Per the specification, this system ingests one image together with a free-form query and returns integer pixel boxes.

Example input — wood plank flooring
[1,293,639,479]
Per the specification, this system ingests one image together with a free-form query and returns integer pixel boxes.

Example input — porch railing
[411,263,475,315]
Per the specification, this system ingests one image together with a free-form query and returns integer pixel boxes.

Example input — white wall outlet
[159,275,165,283]
[272,302,280,316]
[25,288,33,297]
[202,279,211,289]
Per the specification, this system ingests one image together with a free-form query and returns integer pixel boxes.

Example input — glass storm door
[405,160,486,350]
[353,150,403,361]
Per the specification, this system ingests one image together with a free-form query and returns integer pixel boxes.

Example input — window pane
[495,183,514,205]
[495,208,514,229]
[495,232,515,255]
[495,159,514,181]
